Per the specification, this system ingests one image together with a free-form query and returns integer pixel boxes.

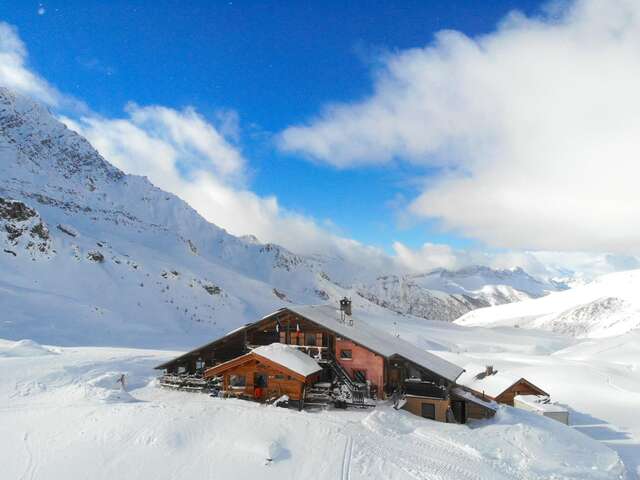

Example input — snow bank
[0,339,57,357]
[83,372,137,403]
[470,408,625,479]
[361,406,625,480]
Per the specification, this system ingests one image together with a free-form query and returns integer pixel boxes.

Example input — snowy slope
[351,311,640,478]
[0,87,371,347]
[355,266,560,322]
[0,338,627,480]
[455,269,640,338]
[0,87,554,347]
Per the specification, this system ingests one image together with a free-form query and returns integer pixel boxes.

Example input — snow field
[0,341,627,480]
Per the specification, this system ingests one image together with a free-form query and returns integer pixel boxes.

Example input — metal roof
[285,304,465,383]
[156,304,465,383]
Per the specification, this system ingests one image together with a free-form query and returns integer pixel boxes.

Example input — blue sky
[3,0,638,279]
[0,0,543,254]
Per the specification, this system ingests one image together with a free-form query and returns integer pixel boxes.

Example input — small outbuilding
[450,387,498,422]
[514,395,569,425]
[456,365,548,406]
[204,343,322,407]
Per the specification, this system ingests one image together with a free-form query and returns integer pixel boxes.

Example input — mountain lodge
[156,300,546,423]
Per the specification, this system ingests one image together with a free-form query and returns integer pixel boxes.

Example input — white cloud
[278,0,640,255]
[61,108,398,277]
[391,241,640,281]
[393,242,466,271]
[0,22,59,105]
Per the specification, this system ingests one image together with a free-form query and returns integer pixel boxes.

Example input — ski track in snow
[342,435,353,480]
[19,432,36,480]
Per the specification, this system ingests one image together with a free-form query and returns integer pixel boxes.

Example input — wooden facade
[402,395,451,422]
[494,379,548,406]
[460,377,548,408]
[156,308,455,399]
[156,305,511,423]
[204,351,320,405]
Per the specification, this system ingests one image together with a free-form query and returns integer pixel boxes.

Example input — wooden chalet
[456,365,548,406]
[204,343,322,407]
[155,300,545,423]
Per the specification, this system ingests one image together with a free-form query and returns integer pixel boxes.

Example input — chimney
[485,365,495,376]
[339,297,353,326]
[340,297,352,316]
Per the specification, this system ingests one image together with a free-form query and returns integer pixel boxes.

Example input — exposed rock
[203,284,221,295]
[315,289,329,300]
[30,222,49,240]
[273,288,288,301]
[87,251,105,263]
[0,198,52,257]
[57,224,78,237]
[0,197,36,222]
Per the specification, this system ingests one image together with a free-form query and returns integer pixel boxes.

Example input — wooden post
[299,384,305,411]
[286,317,291,344]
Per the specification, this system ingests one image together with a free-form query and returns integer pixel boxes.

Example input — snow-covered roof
[252,343,322,377]
[514,395,567,413]
[456,364,546,398]
[283,304,464,383]
[451,387,498,411]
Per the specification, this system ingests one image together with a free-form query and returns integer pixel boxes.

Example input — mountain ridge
[0,87,557,347]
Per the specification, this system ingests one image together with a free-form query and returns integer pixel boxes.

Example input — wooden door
[451,400,466,424]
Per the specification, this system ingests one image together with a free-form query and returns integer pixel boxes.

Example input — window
[421,402,436,420]
[353,370,367,383]
[274,374,285,380]
[340,349,352,360]
[305,333,317,346]
[195,357,205,371]
[254,373,267,388]
[229,374,246,387]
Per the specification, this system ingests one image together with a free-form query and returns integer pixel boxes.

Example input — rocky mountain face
[0,88,552,347]
[354,266,561,322]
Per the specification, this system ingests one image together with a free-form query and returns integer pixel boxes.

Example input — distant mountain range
[456,268,640,338]
[0,87,565,348]
[354,266,564,322]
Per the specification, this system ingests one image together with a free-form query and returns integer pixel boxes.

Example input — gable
[204,350,315,382]
[495,378,549,400]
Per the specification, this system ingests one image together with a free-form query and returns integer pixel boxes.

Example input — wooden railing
[403,379,447,399]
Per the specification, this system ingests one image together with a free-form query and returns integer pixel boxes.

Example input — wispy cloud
[0,22,59,105]
[76,56,116,76]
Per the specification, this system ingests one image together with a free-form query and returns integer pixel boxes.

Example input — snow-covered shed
[456,364,548,406]
[204,343,322,407]
[450,387,498,422]
[514,395,569,425]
